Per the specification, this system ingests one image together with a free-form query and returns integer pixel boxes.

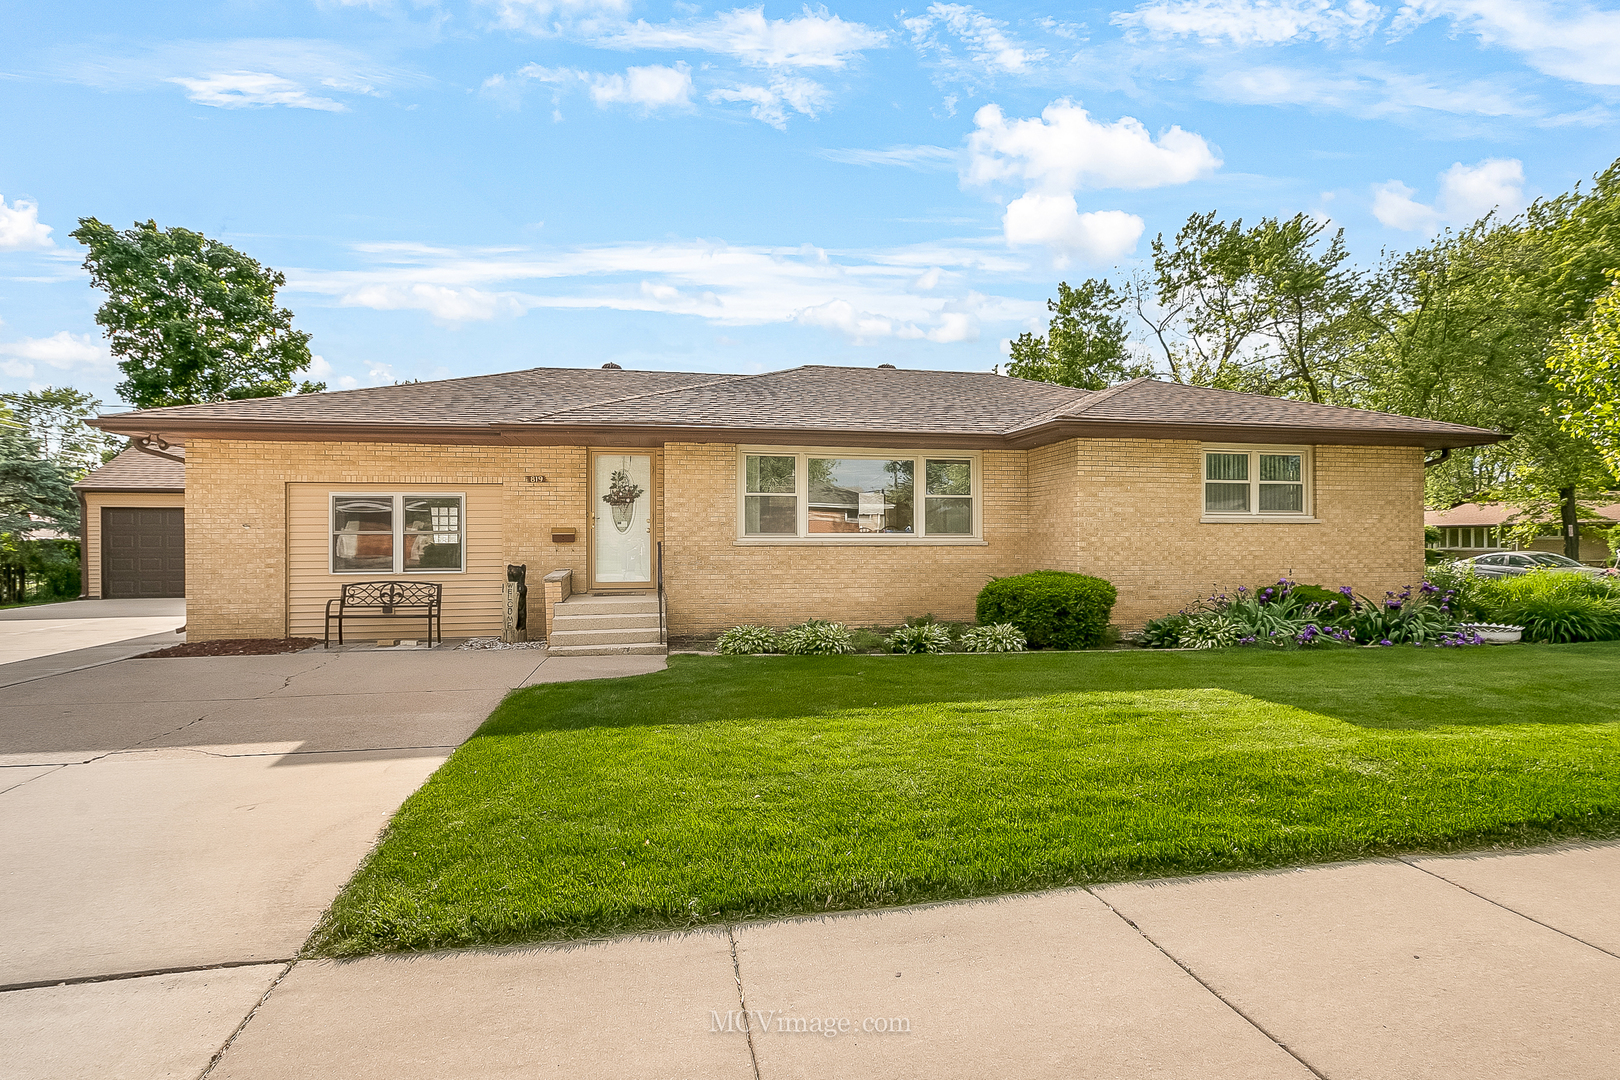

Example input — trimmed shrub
[779,619,857,655]
[717,625,779,655]
[975,570,1117,650]
[960,623,1027,653]
[886,623,954,654]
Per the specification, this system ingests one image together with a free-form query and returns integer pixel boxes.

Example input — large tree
[1548,280,1620,480]
[71,219,324,408]
[1,387,120,477]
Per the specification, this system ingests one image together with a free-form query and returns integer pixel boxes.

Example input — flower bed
[1138,579,1484,650]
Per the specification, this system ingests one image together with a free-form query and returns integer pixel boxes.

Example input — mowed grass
[308,643,1620,956]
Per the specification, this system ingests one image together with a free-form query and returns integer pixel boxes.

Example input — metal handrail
[656,540,666,646]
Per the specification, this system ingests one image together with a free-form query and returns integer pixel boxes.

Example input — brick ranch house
[89,364,1502,647]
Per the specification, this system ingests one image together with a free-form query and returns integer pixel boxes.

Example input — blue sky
[3,0,1619,407]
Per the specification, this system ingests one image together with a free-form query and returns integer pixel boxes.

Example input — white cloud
[817,144,959,170]
[0,332,113,380]
[1371,157,1525,232]
[588,64,694,109]
[1210,63,1534,118]
[1002,195,1145,262]
[0,195,55,251]
[708,76,828,127]
[484,62,694,113]
[281,238,1041,344]
[596,6,887,68]
[1113,0,1384,45]
[487,0,633,35]
[965,100,1221,193]
[168,72,348,111]
[58,38,402,111]
[905,3,1048,75]
[1394,1,1620,87]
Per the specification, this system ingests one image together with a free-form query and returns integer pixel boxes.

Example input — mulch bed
[138,637,322,659]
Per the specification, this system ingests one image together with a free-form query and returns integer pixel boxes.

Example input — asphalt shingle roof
[72,445,186,492]
[91,364,1503,449]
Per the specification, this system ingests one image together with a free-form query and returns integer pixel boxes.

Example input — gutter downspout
[1423,447,1451,469]
[77,489,89,599]
[131,434,185,464]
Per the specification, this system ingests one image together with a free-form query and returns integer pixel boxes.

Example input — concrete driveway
[0,645,663,1079]
[0,598,187,683]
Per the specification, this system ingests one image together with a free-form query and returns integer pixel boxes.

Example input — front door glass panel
[593,454,653,584]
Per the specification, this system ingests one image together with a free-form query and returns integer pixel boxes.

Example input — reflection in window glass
[1205,482,1250,513]
[743,455,798,535]
[332,497,394,572]
[924,459,972,534]
[404,497,464,571]
[808,458,914,534]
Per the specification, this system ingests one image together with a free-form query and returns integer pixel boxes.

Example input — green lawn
[308,644,1620,957]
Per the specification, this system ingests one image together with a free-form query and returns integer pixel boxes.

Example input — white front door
[591,453,653,587]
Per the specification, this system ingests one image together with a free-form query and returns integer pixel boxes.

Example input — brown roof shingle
[91,364,1503,450]
[72,445,185,492]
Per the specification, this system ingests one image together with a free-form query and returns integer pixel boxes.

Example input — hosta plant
[778,619,857,656]
[885,622,955,654]
[1180,613,1242,649]
[959,623,1027,653]
[716,625,779,655]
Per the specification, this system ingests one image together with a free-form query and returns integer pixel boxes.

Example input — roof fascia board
[1004,418,1507,450]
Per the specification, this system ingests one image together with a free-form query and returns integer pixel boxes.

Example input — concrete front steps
[547,592,666,656]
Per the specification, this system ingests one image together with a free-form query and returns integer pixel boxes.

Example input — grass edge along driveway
[308,644,1620,957]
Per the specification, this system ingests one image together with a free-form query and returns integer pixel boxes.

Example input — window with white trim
[739,450,979,539]
[1202,446,1312,520]
[331,494,464,573]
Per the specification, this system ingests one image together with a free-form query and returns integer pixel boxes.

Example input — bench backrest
[339,581,442,609]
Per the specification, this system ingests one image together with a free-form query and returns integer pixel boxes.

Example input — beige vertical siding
[81,491,186,598]
[287,483,506,639]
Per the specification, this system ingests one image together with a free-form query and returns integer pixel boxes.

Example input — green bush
[1181,613,1242,649]
[959,623,1027,653]
[1472,569,1620,643]
[779,619,857,655]
[885,623,954,654]
[975,571,1117,650]
[716,625,779,655]
[1139,612,1190,648]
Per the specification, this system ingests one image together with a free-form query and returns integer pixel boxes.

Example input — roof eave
[1004,418,1507,451]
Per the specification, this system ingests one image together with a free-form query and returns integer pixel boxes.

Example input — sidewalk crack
[1086,888,1330,1080]
[1397,856,1620,962]
[727,926,763,1080]
[197,960,295,1080]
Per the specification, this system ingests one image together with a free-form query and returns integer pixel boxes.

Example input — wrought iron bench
[325,581,443,648]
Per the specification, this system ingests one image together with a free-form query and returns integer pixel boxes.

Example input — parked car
[1451,551,1611,578]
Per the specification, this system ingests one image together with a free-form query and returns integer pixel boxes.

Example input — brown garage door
[103,507,186,598]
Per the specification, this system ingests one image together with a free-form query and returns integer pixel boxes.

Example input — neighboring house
[88,365,1501,644]
[71,445,186,599]
[1426,501,1619,565]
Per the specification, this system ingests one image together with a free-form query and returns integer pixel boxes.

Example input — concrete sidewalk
[199,843,1620,1080]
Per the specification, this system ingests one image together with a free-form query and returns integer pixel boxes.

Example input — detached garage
[72,446,186,599]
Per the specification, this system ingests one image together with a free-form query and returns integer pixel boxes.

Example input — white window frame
[330,492,467,574]
[735,447,984,544]
[1200,444,1317,524]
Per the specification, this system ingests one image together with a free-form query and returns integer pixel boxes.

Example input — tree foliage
[2,387,120,476]
[0,409,79,538]
[70,218,324,408]
[1004,279,1151,390]
[1548,279,1620,481]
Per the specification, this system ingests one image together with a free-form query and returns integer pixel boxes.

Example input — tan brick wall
[1027,439,1426,626]
[81,491,186,598]
[660,443,1029,635]
[184,435,1425,639]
